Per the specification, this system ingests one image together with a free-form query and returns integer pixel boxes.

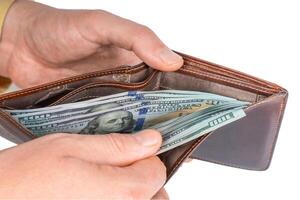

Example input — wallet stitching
[182,55,281,89]
[185,60,247,81]
[175,51,282,90]
[179,68,277,94]
[185,60,278,89]
[0,65,147,101]
[160,68,273,95]
[181,67,278,93]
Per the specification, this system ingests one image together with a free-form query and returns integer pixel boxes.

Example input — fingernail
[159,48,183,65]
[134,129,161,147]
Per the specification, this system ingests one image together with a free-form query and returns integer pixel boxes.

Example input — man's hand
[0,0,183,88]
[0,130,168,199]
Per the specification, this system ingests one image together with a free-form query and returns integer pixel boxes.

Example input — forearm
[0,0,41,78]
[0,0,29,78]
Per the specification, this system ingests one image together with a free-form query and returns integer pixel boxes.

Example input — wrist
[0,0,21,77]
[0,0,36,77]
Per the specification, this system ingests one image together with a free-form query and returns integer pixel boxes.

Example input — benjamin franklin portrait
[80,103,135,134]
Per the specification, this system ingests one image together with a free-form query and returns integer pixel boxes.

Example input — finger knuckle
[86,9,108,18]
[135,25,154,37]
[106,133,129,155]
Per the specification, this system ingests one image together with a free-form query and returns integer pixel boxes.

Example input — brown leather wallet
[0,52,288,182]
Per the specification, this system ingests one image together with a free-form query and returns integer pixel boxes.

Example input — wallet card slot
[0,65,156,109]
[0,64,148,109]
[49,70,161,106]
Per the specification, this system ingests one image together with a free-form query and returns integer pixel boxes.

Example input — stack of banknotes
[5,90,249,154]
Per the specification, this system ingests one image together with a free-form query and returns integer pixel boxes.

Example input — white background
[1,0,299,199]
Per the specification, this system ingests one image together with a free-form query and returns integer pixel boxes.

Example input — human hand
[0,0,183,88]
[0,130,168,199]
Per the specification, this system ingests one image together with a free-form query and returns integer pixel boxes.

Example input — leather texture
[0,51,288,181]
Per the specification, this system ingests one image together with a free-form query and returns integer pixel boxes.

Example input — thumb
[60,129,162,166]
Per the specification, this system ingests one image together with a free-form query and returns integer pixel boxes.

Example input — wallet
[0,52,288,182]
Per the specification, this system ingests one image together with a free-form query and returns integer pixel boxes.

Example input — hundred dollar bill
[153,102,247,138]
[25,100,215,135]
[161,106,245,143]
[26,100,246,137]
[157,108,246,154]
[4,89,248,155]
[12,98,230,126]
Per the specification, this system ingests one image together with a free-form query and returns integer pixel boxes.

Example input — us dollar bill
[6,90,237,115]
[11,97,224,126]
[4,90,249,154]
[25,101,212,135]
[157,109,246,154]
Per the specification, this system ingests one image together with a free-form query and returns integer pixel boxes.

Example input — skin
[0,0,184,199]
[0,130,168,199]
[0,0,183,88]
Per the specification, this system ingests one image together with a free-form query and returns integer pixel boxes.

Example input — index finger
[80,10,184,71]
